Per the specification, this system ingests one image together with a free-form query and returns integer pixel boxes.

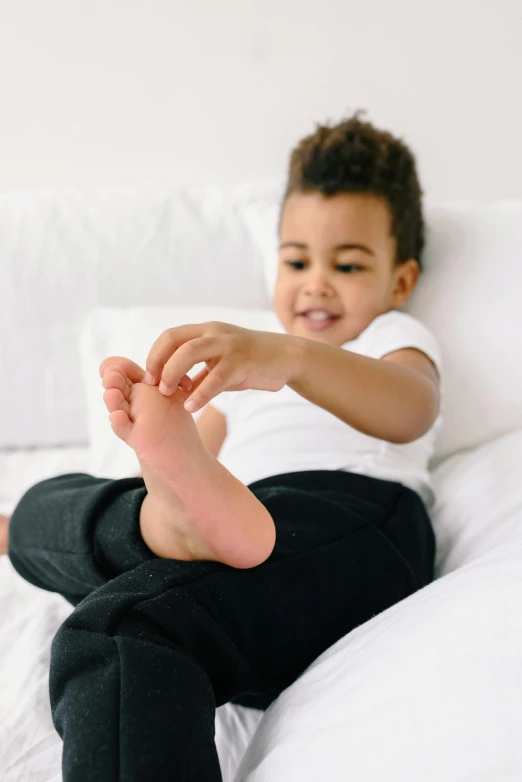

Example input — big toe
[103,378,131,413]
[102,365,131,395]
[99,356,146,383]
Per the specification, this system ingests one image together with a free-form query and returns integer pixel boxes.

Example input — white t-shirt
[209,310,443,510]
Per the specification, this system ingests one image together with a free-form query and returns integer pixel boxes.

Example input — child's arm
[140,321,437,443]
[288,338,440,444]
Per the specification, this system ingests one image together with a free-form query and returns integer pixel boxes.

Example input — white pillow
[431,429,522,578]
[78,305,281,479]
[0,182,278,449]
[262,199,522,465]
[234,538,522,782]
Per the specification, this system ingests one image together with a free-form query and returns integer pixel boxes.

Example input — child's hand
[142,321,302,414]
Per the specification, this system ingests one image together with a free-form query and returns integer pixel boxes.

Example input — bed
[1,183,521,781]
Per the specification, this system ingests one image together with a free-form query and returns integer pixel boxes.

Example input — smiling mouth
[296,312,341,331]
[296,312,341,319]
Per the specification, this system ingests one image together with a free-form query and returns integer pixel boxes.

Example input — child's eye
[337,264,362,273]
[284,261,362,273]
[284,261,306,270]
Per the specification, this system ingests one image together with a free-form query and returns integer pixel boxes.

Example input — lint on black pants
[8,468,436,782]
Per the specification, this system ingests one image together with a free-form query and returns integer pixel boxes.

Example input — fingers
[186,365,209,394]
[142,324,232,410]
[154,337,221,396]
[99,354,192,392]
[183,364,229,413]
[143,325,204,385]
[178,375,193,391]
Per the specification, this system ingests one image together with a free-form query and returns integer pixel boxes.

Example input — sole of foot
[100,356,276,569]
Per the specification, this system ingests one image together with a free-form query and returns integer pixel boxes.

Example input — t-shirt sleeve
[359,311,443,379]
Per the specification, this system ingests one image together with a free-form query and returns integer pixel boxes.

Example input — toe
[103,387,131,418]
[101,368,127,392]
[102,368,134,404]
[108,409,133,443]
[99,357,123,377]
[99,356,146,383]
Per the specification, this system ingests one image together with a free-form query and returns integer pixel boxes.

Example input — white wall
[0,0,520,201]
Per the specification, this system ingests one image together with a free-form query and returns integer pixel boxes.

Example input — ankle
[139,494,198,561]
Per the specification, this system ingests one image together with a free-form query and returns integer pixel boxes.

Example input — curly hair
[280,109,425,270]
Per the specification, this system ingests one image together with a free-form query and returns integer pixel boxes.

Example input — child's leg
[48,469,435,782]
[98,357,277,569]
[8,354,275,604]
[8,473,155,605]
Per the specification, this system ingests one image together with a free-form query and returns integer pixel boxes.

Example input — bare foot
[0,514,9,556]
[100,356,276,569]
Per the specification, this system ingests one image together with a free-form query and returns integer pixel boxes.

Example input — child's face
[274,191,419,346]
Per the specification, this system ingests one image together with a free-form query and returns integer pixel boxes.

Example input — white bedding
[2,433,522,781]
[0,446,263,782]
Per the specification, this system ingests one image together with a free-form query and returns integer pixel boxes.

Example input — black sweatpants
[8,469,435,782]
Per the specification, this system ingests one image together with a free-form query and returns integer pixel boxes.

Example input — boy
[6,110,441,782]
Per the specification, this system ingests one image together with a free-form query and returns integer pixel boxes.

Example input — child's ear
[392,259,419,307]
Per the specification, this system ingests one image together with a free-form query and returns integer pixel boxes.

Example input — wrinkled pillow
[431,428,522,577]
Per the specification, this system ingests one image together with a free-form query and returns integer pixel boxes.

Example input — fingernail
[144,372,155,385]
[184,399,196,412]
[159,381,171,395]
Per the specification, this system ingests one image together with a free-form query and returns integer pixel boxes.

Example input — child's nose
[303,274,334,294]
